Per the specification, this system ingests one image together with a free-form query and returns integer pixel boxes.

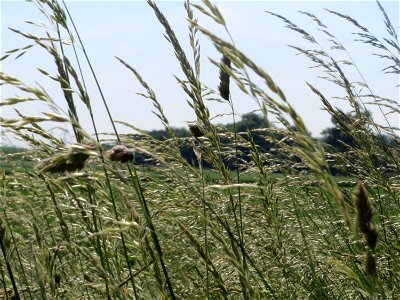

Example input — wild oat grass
[1,0,399,299]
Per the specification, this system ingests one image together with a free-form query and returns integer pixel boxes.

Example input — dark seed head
[188,122,204,137]
[365,250,377,277]
[354,182,378,249]
[218,55,231,101]
[107,145,135,163]
[37,144,96,173]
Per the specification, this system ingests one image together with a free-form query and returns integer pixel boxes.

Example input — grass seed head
[365,224,378,249]
[354,182,373,232]
[354,182,378,249]
[107,145,135,163]
[188,122,204,137]
[365,250,377,277]
[37,144,96,173]
[0,217,11,249]
[218,55,231,101]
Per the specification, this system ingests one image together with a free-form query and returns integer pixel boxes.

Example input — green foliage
[224,112,270,132]
[0,146,28,155]
[320,114,357,152]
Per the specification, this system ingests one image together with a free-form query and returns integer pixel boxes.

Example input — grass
[0,161,35,174]
[1,0,399,299]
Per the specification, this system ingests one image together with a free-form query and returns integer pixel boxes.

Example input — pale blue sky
[1,1,399,145]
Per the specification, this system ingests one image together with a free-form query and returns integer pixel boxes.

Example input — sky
[1,0,399,146]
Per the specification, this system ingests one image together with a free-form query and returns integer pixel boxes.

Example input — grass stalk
[2,211,33,299]
[0,216,20,299]
[61,1,173,297]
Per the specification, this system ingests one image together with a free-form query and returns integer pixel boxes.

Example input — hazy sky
[1,1,399,145]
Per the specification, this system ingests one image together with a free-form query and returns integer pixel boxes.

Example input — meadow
[1,0,399,299]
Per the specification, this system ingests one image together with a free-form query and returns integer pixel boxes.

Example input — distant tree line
[1,112,397,176]
[143,113,273,169]
[132,112,399,175]
[320,111,397,152]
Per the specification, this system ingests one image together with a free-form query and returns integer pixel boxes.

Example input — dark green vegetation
[1,0,399,299]
[3,111,396,175]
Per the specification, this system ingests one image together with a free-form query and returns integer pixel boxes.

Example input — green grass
[0,161,35,174]
[0,0,399,299]
[1,159,355,186]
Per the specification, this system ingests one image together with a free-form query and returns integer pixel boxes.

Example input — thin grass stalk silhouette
[62,1,174,297]
[0,216,20,299]
[2,210,33,299]
[218,54,249,299]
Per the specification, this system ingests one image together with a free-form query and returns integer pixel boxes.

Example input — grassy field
[1,0,399,299]
[0,161,35,175]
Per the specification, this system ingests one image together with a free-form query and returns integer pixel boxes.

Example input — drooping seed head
[107,145,135,163]
[36,144,96,173]
[188,122,204,138]
[353,182,378,249]
[365,250,377,277]
[218,55,231,101]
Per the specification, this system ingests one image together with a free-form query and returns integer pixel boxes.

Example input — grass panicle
[218,55,231,101]
[354,182,378,249]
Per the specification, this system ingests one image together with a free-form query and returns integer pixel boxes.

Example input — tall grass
[1,0,399,299]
